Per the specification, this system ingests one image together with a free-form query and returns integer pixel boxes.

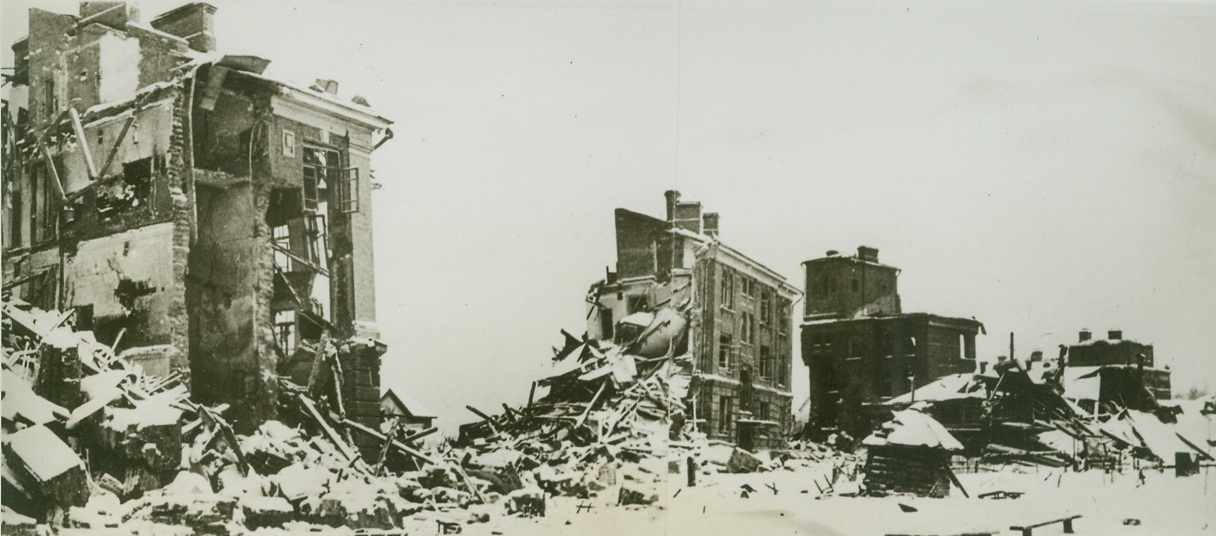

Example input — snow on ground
[440,463,1215,536]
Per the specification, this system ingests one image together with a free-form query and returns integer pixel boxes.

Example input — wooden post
[68,108,99,180]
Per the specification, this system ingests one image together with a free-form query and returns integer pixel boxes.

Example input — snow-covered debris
[864,409,964,451]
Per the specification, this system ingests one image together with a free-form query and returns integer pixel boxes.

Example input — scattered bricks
[727,448,763,474]
[149,495,236,528]
[617,486,658,506]
[313,496,396,530]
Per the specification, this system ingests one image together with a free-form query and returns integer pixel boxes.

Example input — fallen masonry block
[505,488,545,517]
[726,448,763,474]
[241,496,294,529]
[5,424,90,513]
[617,485,658,506]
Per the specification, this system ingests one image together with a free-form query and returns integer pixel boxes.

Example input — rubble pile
[2,300,848,534]
[450,308,807,504]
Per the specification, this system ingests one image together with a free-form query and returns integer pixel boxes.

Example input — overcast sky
[4,0,1215,433]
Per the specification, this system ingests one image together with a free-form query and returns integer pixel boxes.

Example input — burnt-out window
[303,147,339,211]
[41,78,57,120]
[274,309,298,355]
[718,396,733,435]
[760,289,772,325]
[31,161,58,244]
[338,167,359,213]
[9,188,22,248]
[304,147,358,214]
[96,157,153,220]
[720,268,734,309]
[626,294,649,314]
[272,224,293,271]
[718,334,732,369]
[741,312,755,345]
[759,345,772,378]
[599,307,614,340]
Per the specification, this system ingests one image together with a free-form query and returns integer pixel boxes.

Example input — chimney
[1108,329,1123,341]
[150,3,217,53]
[312,79,340,95]
[663,190,680,223]
[673,201,702,233]
[857,246,879,263]
[1079,329,1092,342]
[80,2,140,30]
[702,212,719,238]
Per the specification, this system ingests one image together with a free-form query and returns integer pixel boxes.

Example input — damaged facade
[800,247,984,439]
[585,191,801,450]
[2,2,392,437]
[1062,328,1172,414]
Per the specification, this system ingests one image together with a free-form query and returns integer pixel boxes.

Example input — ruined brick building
[800,247,984,439]
[1,2,392,437]
[585,191,801,450]
[1062,328,1172,414]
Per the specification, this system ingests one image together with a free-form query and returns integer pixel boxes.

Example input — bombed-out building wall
[800,248,983,439]
[2,1,392,438]
[586,191,801,450]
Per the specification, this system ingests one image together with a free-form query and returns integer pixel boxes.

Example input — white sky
[4,0,1215,434]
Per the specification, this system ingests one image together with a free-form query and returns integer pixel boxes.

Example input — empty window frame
[272,224,293,271]
[720,268,734,309]
[718,334,733,369]
[626,294,649,314]
[739,311,749,345]
[759,345,772,378]
[274,309,298,356]
[718,396,733,435]
[298,146,361,215]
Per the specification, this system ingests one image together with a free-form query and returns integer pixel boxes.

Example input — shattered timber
[1,2,1214,536]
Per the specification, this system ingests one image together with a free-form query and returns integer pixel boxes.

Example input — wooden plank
[297,393,359,462]
[575,381,608,429]
[68,108,99,179]
[342,418,438,465]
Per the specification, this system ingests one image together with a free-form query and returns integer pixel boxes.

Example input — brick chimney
[312,79,340,95]
[664,190,680,223]
[80,2,140,30]
[1079,329,1092,342]
[857,246,879,263]
[151,2,217,53]
[702,212,719,238]
[1108,329,1122,341]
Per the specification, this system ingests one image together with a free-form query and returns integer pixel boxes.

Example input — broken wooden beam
[342,418,438,466]
[297,394,359,462]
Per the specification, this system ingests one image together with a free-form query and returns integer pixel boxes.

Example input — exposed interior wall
[187,177,277,428]
[64,222,175,348]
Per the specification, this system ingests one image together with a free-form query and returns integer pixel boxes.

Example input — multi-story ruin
[1,2,392,438]
[800,247,983,439]
[585,191,801,450]
[1062,328,1172,413]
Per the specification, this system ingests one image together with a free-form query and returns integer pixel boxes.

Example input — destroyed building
[1061,329,1172,413]
[1,2,393,438]
[584,191,801,450]
[800,247,984,439]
